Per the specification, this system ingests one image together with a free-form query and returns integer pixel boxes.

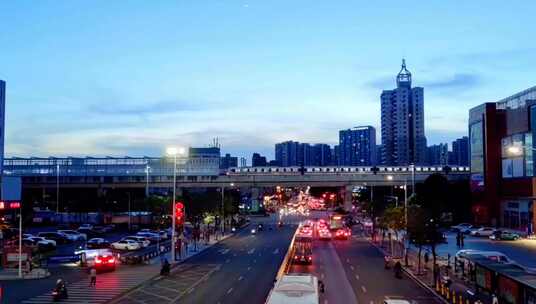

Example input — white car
[140,229,168,240]
[470,227,496,237]
[28,236,57,247]
[136,232,161,242]
[58,230,87,241]
[111,240,141,251]
[123,236,150,248]
[451,223,472,232]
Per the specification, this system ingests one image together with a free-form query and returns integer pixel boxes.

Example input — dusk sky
[1,1,535,161]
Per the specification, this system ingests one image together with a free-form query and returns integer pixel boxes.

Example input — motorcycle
[160,261,170,275]
[52,285,68,302]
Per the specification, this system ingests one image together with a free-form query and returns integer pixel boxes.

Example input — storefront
[501,199,534,233]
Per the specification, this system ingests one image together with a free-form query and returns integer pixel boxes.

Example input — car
[37,232,69,244]
[28,236,57,250]
[334,228,351,240]
[470,227,496,237]
[136,232,161,242]
[94,253,116,272]
[140,229,168,240]
[490,231,520,241]
[58,230,87,241]
[92,226,108,234]
[123,236,150,248]
[111,240,141,251]
[79,224,93,230]
[318,229,332,240]
[77,228,103,239]
[251,228,257,235]
[451,223,472,232]
[87,238,111,249]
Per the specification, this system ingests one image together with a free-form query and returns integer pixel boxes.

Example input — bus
[329,214,344,231]
[292,234,313,264]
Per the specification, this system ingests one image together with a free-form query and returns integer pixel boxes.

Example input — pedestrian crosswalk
[21,264,160,304]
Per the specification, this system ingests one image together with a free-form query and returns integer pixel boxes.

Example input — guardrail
[275,227,298,280]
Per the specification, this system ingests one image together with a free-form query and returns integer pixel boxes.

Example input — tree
[407,204,427,274]
[379,206,405,256]
[420,173,449,283]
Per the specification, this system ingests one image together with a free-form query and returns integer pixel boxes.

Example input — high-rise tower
[381,60,426,165]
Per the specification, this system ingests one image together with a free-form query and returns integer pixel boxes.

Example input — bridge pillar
[343,185,353,211]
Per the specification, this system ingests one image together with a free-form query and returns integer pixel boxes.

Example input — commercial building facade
[469,85,536,231]
[381,60,426,166]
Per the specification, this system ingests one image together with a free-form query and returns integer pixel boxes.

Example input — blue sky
[1,1,536,161]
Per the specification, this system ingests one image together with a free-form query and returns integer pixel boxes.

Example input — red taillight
[308,256,312,260]
[109,258,115,264]
[294,255,298,259]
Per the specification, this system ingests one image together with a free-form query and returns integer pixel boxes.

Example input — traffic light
[174,202,185,225]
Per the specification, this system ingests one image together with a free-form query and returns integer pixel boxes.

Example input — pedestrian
[89,267,97,287]
[492,294,498,304]
[424,252,429,268]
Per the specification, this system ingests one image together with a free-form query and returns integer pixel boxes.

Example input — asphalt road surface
[114,214,300,304]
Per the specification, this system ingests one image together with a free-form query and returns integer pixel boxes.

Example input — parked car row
[451,223,521,241]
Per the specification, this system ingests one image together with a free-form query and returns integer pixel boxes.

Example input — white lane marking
[247,266,251,271]
[273,248,280,254]
[253,259,257,263]
[227,288,233,294]
[226,258,231,263]
[248,248,255,254]
[355,274,360,280]
[350,265,354,271]
[361,285,367,293]
[219,248,230,254]
[238,276,243,281]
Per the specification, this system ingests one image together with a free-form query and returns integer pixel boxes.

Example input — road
[114,214,302,304]
[289,211,441,304]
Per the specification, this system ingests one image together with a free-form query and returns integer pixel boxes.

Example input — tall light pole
[166,147,178,262]
[410,164,415,196]
[18,205,22,278]
[56,163,60,214]
[127,192,131,231]
[145,165,150,197]
[221,183,234,234]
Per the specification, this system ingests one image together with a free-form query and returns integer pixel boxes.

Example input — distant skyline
[1,1,536,160]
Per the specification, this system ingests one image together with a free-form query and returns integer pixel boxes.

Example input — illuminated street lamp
[386,175,394,181]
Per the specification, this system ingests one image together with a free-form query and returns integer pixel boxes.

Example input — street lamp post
[166,147,178,262]
[18,206,22,278]
[127,192,131,231]
[145,165,150,197]
[56,163,60,214]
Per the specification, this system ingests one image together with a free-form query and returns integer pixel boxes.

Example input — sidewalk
[370,235,492,304]
[0,267,50,280]
[19,233,232,304]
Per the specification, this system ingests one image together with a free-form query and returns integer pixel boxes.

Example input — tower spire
[396,58,412,87]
